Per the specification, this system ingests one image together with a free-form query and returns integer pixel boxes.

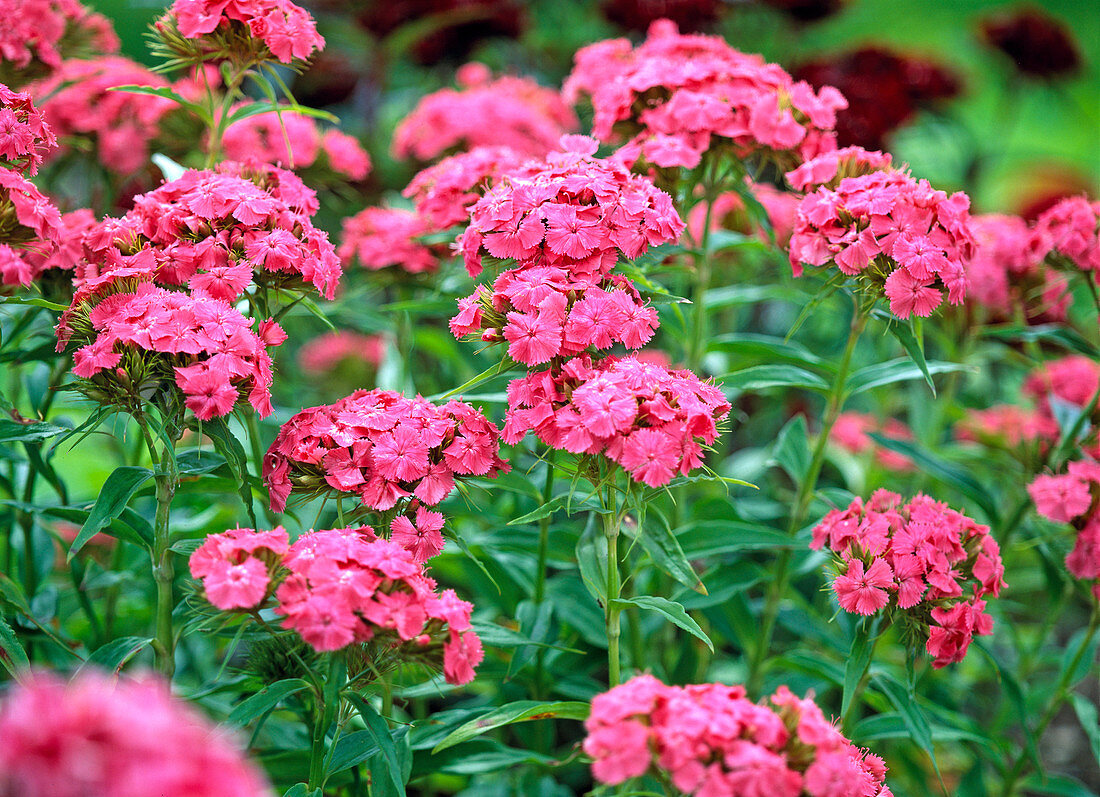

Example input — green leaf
[202,418,256,527]
[845,358,973,396]
[677,521,794,558]
[0,419,68,443]
[639,509,706,595]
[108,85,212,125]
[451,533,501,594]
[69,466,153,561]
[431,701,589,753]
[872,674,942,778]
[612,596,713,652]
[326,730,380,776]
[719,364,829,393]
[1019,774,1097,797]
[708,333,824,366]
[1070,693,1100,763]
[176,448,227,476]
[225,100,337,125]
[770,415,810,483]
[875,310,937,396]
[0,614,30,676]
[228,679,310,726]
[151,153,187,182]
[575,520,606,604]
[343,694,404,794]
[0,295,68,312]
[79,636,153,675]
[842,627,875,725]
[981,324,1099,358]
[282,785,322,797]
[974,640,1039,771]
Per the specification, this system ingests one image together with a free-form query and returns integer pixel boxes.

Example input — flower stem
[687,194,716,373]
[244,410,277,526]
[747,302,866,696]
[138,414,178,679]
[604,497,623,688]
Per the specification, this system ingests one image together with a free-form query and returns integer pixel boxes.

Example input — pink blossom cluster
[563,19,847,170]
[450,269,659,366]
[504,354,730,488]
[263,388,508,513]
[222,107,371,180]
[275,526,483,683]
[297,330,386,375]
[584,674,891,797]
[0,671,272,797]
[811,490,1005,668]
[169,0,325,64]
[458,135,685,278]
[789,168,974,319]
[685,181,801,247]
[1022,355,1100,458]
[189,525,290,610]
[80,161,341,300]
[0,168,62,287]
[0,83,55,175]
[393,62,577,161]
[955,404,1059,451]
[829,412,914,471]
[62,280,281,419]
[966,214,1070,323]
[1029,461,1100,600]
[404,145,529,229]
[30,56,186,175]
[338,207,442,275]
[1029,195,1100,272]
[0,0,118,77]
[2,207,94,288]
[785,146,893,193]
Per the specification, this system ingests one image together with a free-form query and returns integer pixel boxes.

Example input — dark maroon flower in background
[759,0,844,23]
[292,51,361,108]
[795,46,960,149]
[602,0,722,33]
[980,7,1081,79]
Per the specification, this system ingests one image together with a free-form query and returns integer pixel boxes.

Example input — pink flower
[883,267,943,318]
[833,558,894,615]
[1030,195,1100,272]
[390,506,446,562]
[1029,473,1093,523]
[338,206,441,275]
[168,0,324,64]
[190,526,289,610]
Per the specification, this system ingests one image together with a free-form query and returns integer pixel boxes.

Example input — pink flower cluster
[829,412,913,471]
[1022,355,1100,458]
[504,354,730,488]
[789,167,974,319]
[275,526,483,683]
[1029,461,1100,600]
[786,146,893,193]
[393,62,577,161]
[1029,195,1100,272]
[0,0,118,77]
[458,135,685,278]
[404,145,529,229]
[222,107,371,180]
[338,207,442,275]
[81,161,341,300]
[450,268,659,366]
[2,207,94,288]
[170,0,325,63]
[298,330,386,375]
[564,19,847,170]
[189,525,289,609]
[0,83,55,175]
[264,388,508,513]
[812,490,1005,668]
[0,671,272,797]
[955,404,1059,451]
[584,674,891,797]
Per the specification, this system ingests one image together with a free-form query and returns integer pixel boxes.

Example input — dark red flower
[980,7,1081,79]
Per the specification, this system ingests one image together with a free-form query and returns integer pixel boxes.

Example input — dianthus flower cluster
[189,525,290,610]
[274,526,483,683]
[785,146,893,193]
[451,268,659,366]
[458,135,684,278]
[583,674,891,797]
[80,161,341,301]
[829,411,913,471]
[163,0,325,64]
[298,330,386,376]
[393,62,577,161]
[222,107,371,180]
[0,671,272,797]
[1029,461,1100,600]
[403,145,528,229]
[1028,195,1100,272]
[2,207,93,288]
[0,168,62,287]
[789,168,974,319]
[686,180,800,246]
[59,278,281,419]
[30,56,187,175]
[0,83,55,175]
[955,404,1059,451]
[564,19,846,170]
[338,207,443,275]
[264,389,508,513]
[0,0,118,82]
[812,490,1005,668]
[1022,355,1100,458]
[965,213,1070,323]
[504,354,730,488]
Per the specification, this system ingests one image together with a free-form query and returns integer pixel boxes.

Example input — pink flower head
[785,146,893,192]
[338,206,442,275]
[955,404,1060,451]
[0,671,273,797]
[390,505,446,563]
[0,83,55,174]
[190,526,290,610]
[297,330,386,376]
[0,168,62,286]
[583,674,889,795]
[167,0,324,64]
[263,389,508,513]
[1029,195,1100,273]
[812,491,1004,666]
[0,0,118,76]
[829,412,914,471]
[504,354,730,488]
[393,64,577,160]
[404,146,529,229]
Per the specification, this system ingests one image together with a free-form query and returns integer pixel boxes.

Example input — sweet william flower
[390,506,446,563]
[164,0,324,65]
[833,558,894,615]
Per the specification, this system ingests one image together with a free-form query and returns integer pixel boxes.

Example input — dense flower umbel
[789,167,974,319]
[955,404,1059,452]
[275,526,484,683]
[0,671,273,797]
[393,62,577,161]
[0,0,118,82]
[404,145,528,229]
[564,19,846,170]
[222,106,371,179]
[1,207,91,288]
[450,267,659,366]
[1029,461,1100,600]
[0,84,55,175]
[458,135,684,278]
[504,354,730,488]
[0,169,62,287]
[785,146,893,193]
[1020,356,1100,460]
[189,526,290,610]
[1028,195,1100,272]
[79,161,341,301]
[338,207,443,275]
[812,490,1005,668]
[264,389,508,513]
[162,0,325,65]
[584,674,892,797]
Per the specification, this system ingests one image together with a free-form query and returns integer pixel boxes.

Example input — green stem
[308,693,329,790]
[687,193,716,372]
[603,496,623,688]
[841,629,879,732]
[244,410,277,526]
[535,451,555,606]
[138,414,178,679]
[204,65,249,168]
[747,303,866,696]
